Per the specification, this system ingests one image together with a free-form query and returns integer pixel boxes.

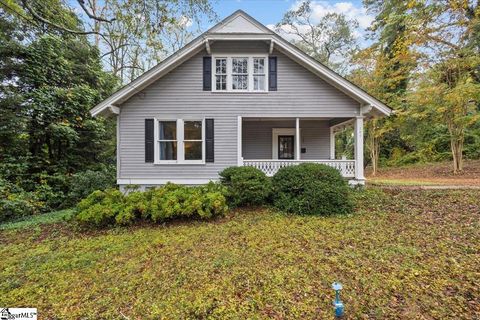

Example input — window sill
[153,161,206,165]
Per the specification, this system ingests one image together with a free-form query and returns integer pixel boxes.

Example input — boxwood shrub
[272,163,354,215]
[219,166,272,207]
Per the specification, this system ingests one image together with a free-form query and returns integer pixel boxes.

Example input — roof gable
[90,10,392,117]
[208,12,269,34]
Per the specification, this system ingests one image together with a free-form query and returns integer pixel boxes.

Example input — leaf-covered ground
[367,160,480,186]
[1,189,479,319]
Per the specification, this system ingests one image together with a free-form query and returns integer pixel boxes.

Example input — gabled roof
[91,10,392,117]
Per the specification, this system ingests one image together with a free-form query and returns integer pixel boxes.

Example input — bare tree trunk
[366,120,380,176]
[448,121,465,174]
[91,0,100,47]
[450,135,464,173]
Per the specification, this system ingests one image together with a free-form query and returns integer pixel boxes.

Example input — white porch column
[330,127,335,160]
[295,117,300,160]
[354,116,365,181]
[237,116,243,166]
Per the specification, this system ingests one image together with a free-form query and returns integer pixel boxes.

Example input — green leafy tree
[18,35,117,176]
[0,4,117,206]
[411,57,480,173]
[404,0,480,172]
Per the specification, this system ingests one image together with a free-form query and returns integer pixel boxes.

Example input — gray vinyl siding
[118,43,360,183]
[300,120,331,159]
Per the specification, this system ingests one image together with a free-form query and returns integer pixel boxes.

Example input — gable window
[253,58,266,91]
[155,119,204,164]
[232,57,248,90]
[212,55,268,92]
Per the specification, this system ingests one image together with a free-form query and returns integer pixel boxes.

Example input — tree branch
[76,0,115,23]
[100,43,130,58]
[21,0,106,37]
[426,34,460,50]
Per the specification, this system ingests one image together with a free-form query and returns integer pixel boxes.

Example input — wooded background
[0,0,479,217]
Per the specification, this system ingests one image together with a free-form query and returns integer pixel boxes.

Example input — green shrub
[219,166,272,207]
[116,191,150,225]
[74,182,228,227]
[272,163,354,215]
[67,166,116,206]
[0,178,45,222]
[75,189,125,227]
[149,183,228,221]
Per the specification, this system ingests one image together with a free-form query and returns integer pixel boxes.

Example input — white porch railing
[242,159,356,178]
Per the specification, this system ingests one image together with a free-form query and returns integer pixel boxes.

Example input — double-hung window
[156,119,204,164]
[253,58,266,91]
[212,56,268,92]
[232,57,248,91]
[158,121,177,161]
[215,58,227,91]
[183,121,203,160]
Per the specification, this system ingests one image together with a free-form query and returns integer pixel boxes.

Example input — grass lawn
[0,209,74,231]
[1,189,479,319]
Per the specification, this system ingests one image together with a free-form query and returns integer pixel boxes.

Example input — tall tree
[19,35,117,175]
[276,0,359,73]
[0,11,26,165]
[0,4,117,190]
[406,0,480,172]
[357,0,418,174]
[1,0,216,83]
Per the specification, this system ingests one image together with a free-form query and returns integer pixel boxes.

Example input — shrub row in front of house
[219,163,355,215]
[74,163,354,228]
[74,182,228,227]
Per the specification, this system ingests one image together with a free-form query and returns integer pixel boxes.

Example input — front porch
[237,116,365,183]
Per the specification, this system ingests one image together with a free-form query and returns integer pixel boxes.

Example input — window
[155,119,204,163]
[215,58,226,90]
[232,57,248,90]
[184,121,203,160]
[212,56,268,92]
[158,121,177,160]
[253,58,266,91]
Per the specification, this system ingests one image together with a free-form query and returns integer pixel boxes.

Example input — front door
[278,135,294,159]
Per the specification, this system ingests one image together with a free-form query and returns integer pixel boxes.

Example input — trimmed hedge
[74,182,228,227]
[219,166,272,207]
[272,163,354,215]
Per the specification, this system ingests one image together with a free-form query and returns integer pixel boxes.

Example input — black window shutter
[203,57,212,91]
[205,119,214,162]
[145,119,154,163]
[268,56,277,91]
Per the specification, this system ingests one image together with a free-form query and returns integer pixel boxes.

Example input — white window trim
[212,55,268,93]
[154,118,205,165]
